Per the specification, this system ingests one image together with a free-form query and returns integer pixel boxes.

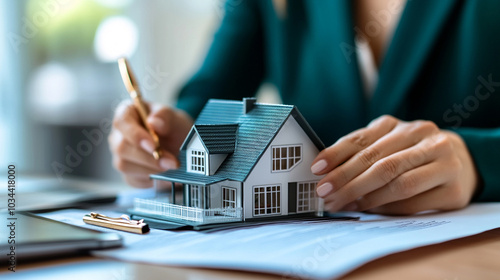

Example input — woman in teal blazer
[109,0,500,214]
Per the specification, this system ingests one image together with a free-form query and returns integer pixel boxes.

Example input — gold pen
[83,212,150,234]
[118,57,161,160]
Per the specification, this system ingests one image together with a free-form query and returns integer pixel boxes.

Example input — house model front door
[188,185,209,209]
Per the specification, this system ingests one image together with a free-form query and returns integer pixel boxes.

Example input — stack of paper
[41,203,500,279]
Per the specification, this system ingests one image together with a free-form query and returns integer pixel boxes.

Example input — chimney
[243,97,257,114]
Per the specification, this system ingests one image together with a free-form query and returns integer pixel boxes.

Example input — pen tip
[153,151,160,160]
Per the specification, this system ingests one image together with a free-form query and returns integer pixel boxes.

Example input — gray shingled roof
[189,124,238,154]
[151,99,325,184]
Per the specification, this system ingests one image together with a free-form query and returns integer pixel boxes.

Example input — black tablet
[1,212,122,262]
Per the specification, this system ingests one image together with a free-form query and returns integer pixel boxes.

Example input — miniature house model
[133,98,325,225]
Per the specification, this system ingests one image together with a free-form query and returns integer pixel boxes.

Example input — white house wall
[209,154,228,175]
[243,116,324,219]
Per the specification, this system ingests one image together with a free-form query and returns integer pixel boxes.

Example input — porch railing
[133,198,243,224]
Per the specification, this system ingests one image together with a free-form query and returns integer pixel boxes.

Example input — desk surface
[5,228,500,279]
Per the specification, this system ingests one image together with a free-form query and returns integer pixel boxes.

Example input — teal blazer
[177,0,500,202]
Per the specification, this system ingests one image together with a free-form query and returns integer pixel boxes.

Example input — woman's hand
[108,100,193,188]
[311,115,479,215]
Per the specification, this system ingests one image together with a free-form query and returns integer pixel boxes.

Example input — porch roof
[150,169,227,186]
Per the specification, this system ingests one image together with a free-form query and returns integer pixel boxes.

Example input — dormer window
[272,145,302,172]
[190,150,205,174]
[183,124,238,176]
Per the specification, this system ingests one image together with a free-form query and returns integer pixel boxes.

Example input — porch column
[204,185,210,209]
[171,182,176,204]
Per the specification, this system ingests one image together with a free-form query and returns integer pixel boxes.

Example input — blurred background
[0,0,247,183]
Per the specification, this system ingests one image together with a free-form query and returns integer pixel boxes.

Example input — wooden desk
[5,228,500,279]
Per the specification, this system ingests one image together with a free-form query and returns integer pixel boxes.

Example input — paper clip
[83,212,150,234]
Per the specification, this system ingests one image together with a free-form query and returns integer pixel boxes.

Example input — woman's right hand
[108,100,193,188]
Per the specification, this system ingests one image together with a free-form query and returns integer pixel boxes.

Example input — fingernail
[316,182,333,197]
[160,158,177,170]
[149,117,165,131]
[341,202,358,212]
[140,140,155,154]
[311,159,327,174]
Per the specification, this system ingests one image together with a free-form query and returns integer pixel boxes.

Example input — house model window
[254,185,281,216]
[272,145,302,172]
[190,150,205,174]
[222,187,236,209]
[297,182,317,212]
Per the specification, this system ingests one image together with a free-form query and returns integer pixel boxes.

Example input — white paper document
[41,203,500,279]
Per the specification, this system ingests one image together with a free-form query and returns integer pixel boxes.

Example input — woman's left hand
[311,115,479,215]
